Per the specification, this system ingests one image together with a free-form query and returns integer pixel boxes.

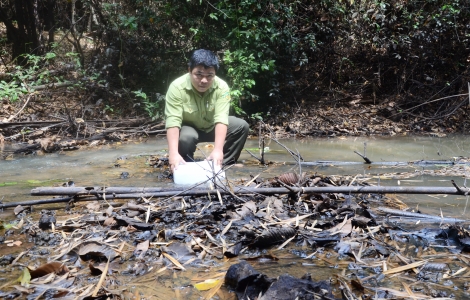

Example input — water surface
[1,135,470,217]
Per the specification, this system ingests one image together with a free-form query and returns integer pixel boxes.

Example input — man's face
[189,65,215,94]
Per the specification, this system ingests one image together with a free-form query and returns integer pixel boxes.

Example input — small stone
[39,210,56,230]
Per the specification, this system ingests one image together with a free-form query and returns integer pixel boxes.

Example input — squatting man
[164,49,249,171]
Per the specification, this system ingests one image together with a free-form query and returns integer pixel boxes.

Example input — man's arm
[167,127,185,171]
[207,122,227,166]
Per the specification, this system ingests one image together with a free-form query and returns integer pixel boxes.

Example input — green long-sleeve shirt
[164,73,231,133]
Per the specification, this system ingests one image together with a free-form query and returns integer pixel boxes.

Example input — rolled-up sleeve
[165,83,183,129]
[213,81,231,125]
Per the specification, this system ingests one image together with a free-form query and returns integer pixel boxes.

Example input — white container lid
[173,161,226,186]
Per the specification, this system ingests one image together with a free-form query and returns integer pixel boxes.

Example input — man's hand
[169,152,185,172]
[207,148,224,167]
[206,123,227,167]
[167,127,185,172]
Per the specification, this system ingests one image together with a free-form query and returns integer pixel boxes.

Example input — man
[164,49,249,171]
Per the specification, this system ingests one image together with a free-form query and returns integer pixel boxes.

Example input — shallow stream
[2,135,470,298]
[2,135,470,217]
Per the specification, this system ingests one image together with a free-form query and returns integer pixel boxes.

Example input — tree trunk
[42,0,56,46]
[0,0,44,60]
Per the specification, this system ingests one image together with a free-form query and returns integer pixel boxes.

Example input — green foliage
[223,49,258,115]
[0,52,67,102]
[65,52,81,68]
[0,80,27,102]
[119,15,138,30]
[0,182,18,187]
[2,0,469,119]
[104,104,114,114]
[210,0,295,113]
[250,112,266,121]
[133,90,165,121]
[3,65,33,101]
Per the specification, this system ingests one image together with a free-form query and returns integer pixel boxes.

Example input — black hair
[188,49,219,71]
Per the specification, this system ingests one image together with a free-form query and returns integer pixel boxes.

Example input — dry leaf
[162,252,186,270]
[28,262,69,279]
[383,261,426,275]
[126,225,138,233]
[86,201,101,211]
[106,205,114,217]
[14,205,25,215]
[103,217,117,226]
[203,277,224,300]
[221,220,232,236]
[194,278,221,291]
[92,258,110,297]
[13,218,24,229]
[7,241,22,247]
[329,218,352,237]
[78,241,117,261]
[17,268,31,287]
[134,240,150,259]
[277,233,297,250]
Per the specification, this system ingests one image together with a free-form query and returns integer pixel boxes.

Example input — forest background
[0,0,470,140]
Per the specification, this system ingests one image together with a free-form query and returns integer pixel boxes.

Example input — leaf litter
[1,160,470,299]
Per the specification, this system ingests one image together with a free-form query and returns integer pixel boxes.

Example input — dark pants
[179,116,249,165]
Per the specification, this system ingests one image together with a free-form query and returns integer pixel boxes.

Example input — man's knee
[179,126,199,147]
[240,119,249,133]
[229,116,249,134]
[179,134,197,147]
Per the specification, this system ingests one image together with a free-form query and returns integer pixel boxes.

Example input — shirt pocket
[207,102,215,111]
[182,101,200,126]
[183,101,199,114]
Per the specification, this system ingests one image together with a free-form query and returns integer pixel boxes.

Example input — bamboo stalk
[1,184,470,210]
[30,185,470,197]
[30,186,186,196]
[300,160,467,166]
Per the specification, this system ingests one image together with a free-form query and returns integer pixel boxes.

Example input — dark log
[354,150,372,164]
[30,185,470,197]
[29,82,74,91]
[0,118,153,128]
[0,120,65,128]
[299,160,465,166]
[1,184,470,209]
[0,196,74,208]
[30,186,186,196]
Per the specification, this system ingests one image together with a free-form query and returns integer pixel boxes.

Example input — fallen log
[29,81,74,91]
[299,160,465,166]
[0,118,150,128]
[0,197,75,208]
[30,185,470,197]
[1,184,470,209]
[30,186,187,196]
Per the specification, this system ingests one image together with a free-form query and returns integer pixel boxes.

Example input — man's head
[188,49,219,94]
[188,49,219,71]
